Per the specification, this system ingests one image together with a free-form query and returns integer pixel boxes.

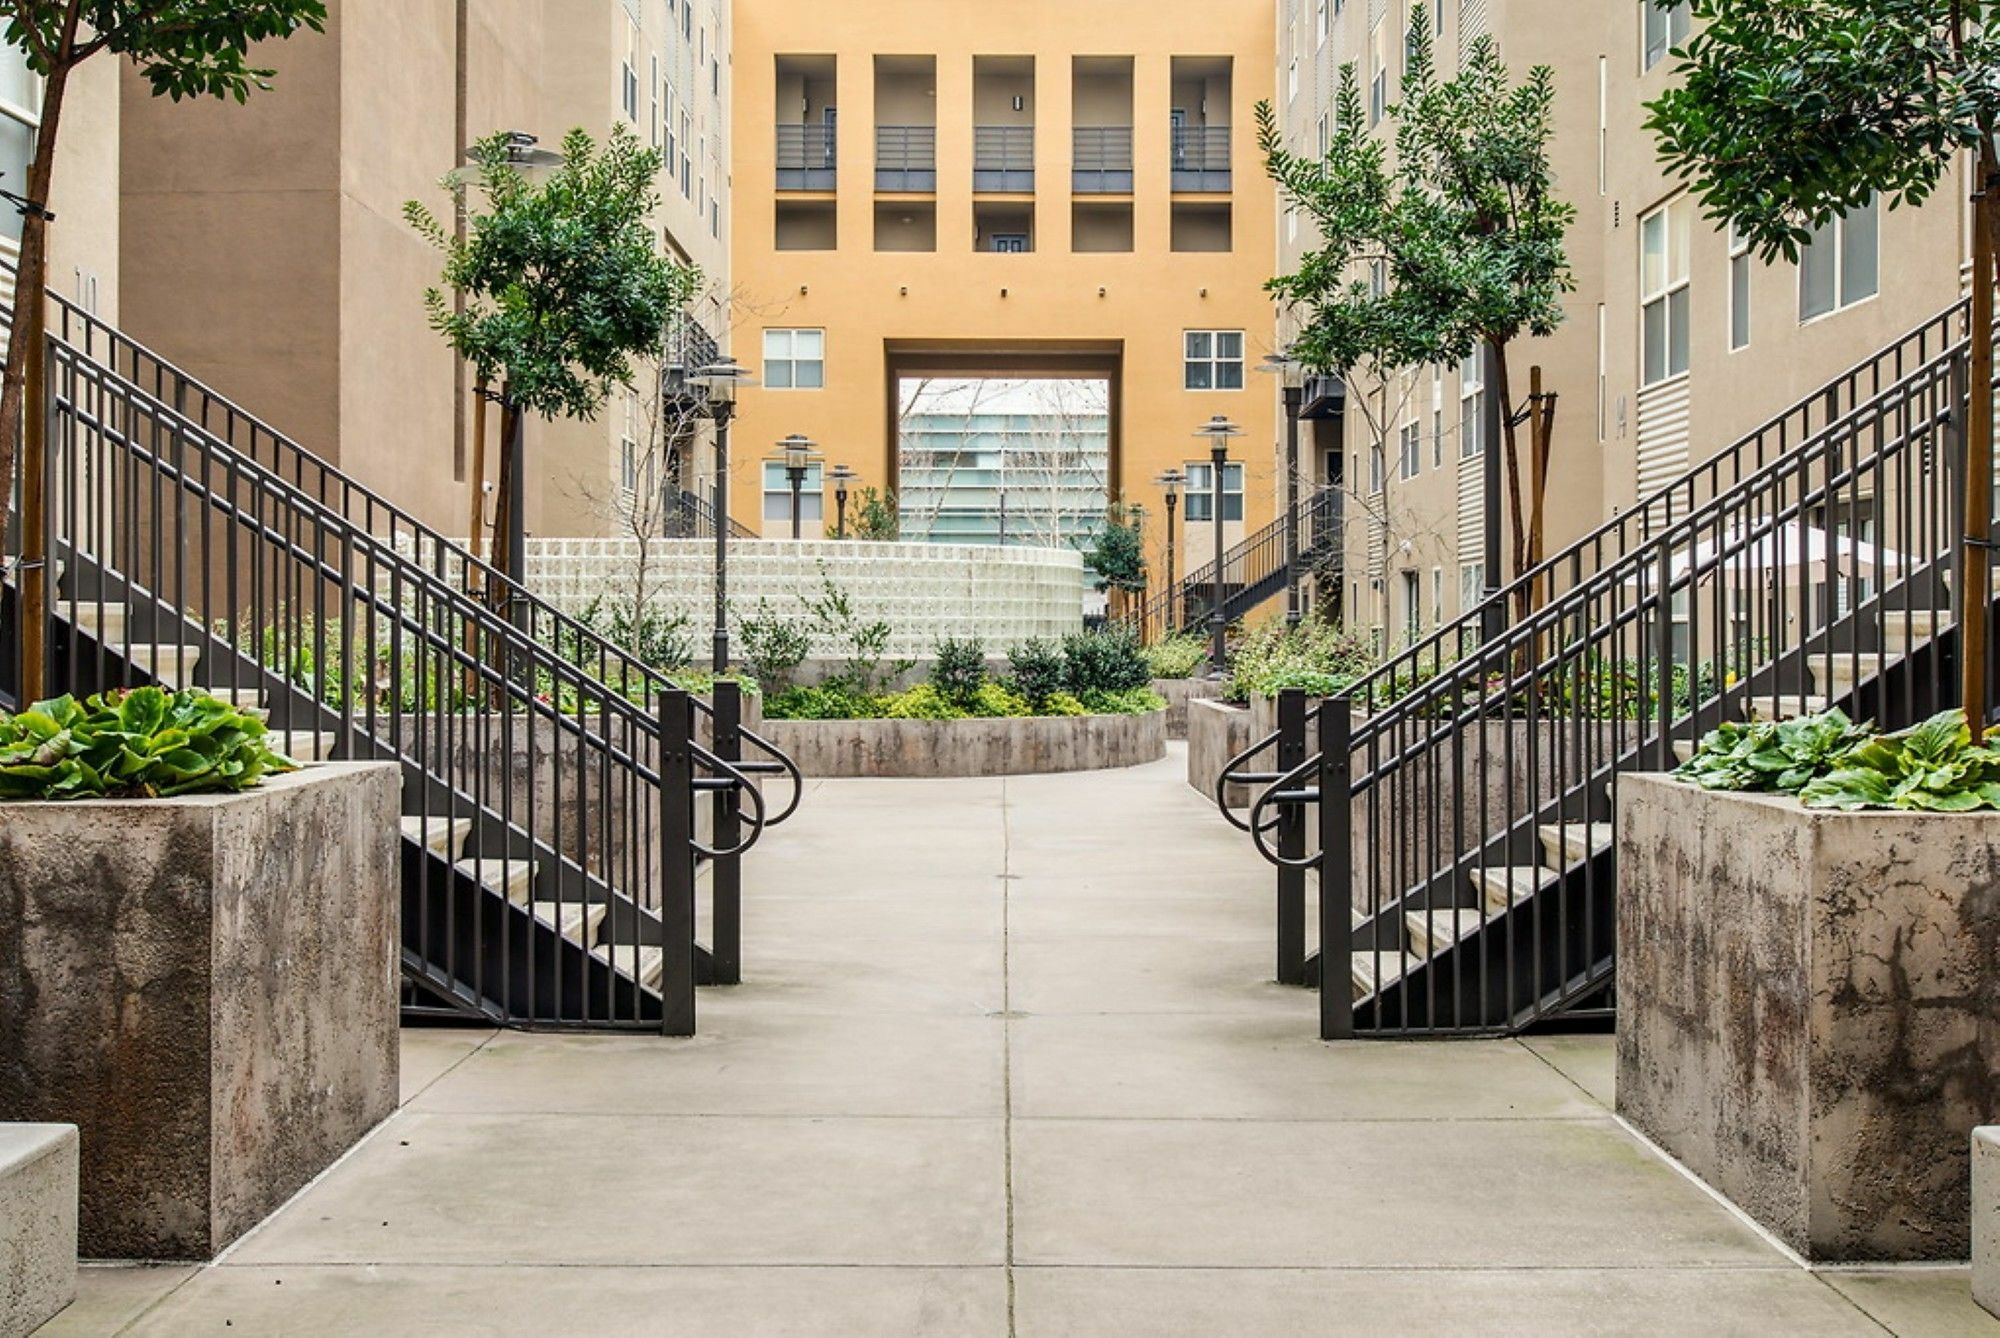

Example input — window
[665,81,677,163]
[0,42,36,244]
[1316,0,1330,44]
[1728,220,1752,350]
[621,26,639,122]
[1431,366,1444,468]
[680,110,693,195]
[1799,195,1879,322]
[1431,565,1445,626]
[1460,562,1485,629]
[762,461,825,523]
[1368,442,1385,494]
[1369,67,1386,126]
[621,391,639,497]
[1459,350,1486,458]
[1643,1,1690,72]
[1183,461,1245,522]
[1368,258,1386,297]
[1184,330,1245,390]
[1401,570,1421,644]
[1317,112,1330,160]
[650,56,660,146]
[763,328,825,389]
[1399,420,1421,480]
[1640,197,1691,384]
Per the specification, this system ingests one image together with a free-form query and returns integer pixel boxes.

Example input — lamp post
[772,433,821,539]
[1194,415,1243,674]
[688,356,756,671]
[1155,468,1186,636]
[829,462,858,538]
[1258,350,1306,627]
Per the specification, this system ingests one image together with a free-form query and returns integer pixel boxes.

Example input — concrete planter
[0,764,401,1261]
[1187,697,1254,806]
[1150,677,1222,741]
[1617,774,2000,1261]
[756,709,1165,778]
[0,1125,76,1337]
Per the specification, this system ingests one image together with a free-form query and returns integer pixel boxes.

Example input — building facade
[727,0,1281,580]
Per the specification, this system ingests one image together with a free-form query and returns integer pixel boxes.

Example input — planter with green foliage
[1619,708,2000,1261]
[0,687,298,800]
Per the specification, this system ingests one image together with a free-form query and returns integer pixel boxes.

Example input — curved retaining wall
[757,710,1165,778]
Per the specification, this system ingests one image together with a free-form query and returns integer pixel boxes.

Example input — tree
[1083,502,1147,620]
[406,124,698,591]
[0,0,327,701]
[1644,0,2000,738]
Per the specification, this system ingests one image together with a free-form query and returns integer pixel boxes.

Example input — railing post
[711,678,743,986]
[1319,695,1355,1041]
[656,688,698,1036]
[1275,687,1308,985]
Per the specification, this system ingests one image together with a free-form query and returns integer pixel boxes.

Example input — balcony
[1071,126,1133,193]
[775,124,836,191]
[973,126,1034,192]
[1171,124,1231,192]
[875,125,937,192]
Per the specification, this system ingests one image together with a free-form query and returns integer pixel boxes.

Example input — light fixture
[799,284,809,295]
[779,433,818,473]
[1000,287,1009,298]
[1199,287,1209,298]
[899,285,908,296]
[1098,286,1107,297]
[1012,94,1024,111]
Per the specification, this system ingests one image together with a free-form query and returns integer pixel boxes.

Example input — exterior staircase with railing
[1128,485,1343,642]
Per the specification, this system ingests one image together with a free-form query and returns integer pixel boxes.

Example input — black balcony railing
[973,125,1034,191]
[1170,124,1231,191]
[1072,125,1134,192]
[776,123,837,190]
[875,125,937,191]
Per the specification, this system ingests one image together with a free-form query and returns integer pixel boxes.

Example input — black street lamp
[829,462,858,538]
[688,356,756,671]
[772,434,823,539]
[1155,468,1186,635]
[1258,350,1306,627]
[1194,415,1243,674]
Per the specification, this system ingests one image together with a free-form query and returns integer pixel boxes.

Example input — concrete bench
[1977,1128,2000,1317]
[0,1124,77,1338]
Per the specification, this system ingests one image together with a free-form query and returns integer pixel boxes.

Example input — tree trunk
[1964,143,1997,742]
[1490,340,1531,627]
[466,372,489,564]
[490,392,521,603]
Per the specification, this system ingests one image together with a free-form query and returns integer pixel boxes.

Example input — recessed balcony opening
[1072,55,1133,193]
[775,54,837,190]
[974,201,1034,253]
[776,199,837,251]
[876,202,937,252]
[875,55,936,191]
[973,55,1035,192]
[1170,55,1232,192]
[1071,201,1133,253]
[1171,201,1231,252]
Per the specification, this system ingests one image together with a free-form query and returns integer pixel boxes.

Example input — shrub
[1225,618,1379,704]
[804,568,911,697]
[931,636,987,706]
[1082,504,1147,594]
[1677,707,2000,813]
[574,595,694,671]
[1042,691,1089,717]
[850,486,900,541]
[766,684,871,720]
[1143,631,1208,681]
[737,598,810,693]
[1078,686,1169,716]
[0,687,298,800]
[1061,626,1151,698]
[1008,637,1067,711]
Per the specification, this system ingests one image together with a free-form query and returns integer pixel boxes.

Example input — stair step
[399,815,473,859]
[1536,822,1614,866]
[1351,950,1408,1001]
[1472,864,1559,912]
[530,898,607,944]
[594,943,665,989]
[59,602,129,643]
[1811,653,1895,694]
[1881,610,1943,648]
[116,643,199,689]
[270,730,338,762]
[1404,908,1487,958]
[454,858,534,902]
[1745,694,1828,721]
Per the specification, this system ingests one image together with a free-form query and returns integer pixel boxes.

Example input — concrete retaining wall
[1617,774,2000,1261]
[757,709,1165,778]
[0,1125,76,1336]
[0,764,402,1260]
[1187,697,1254,807]
[1151,677,1222,741]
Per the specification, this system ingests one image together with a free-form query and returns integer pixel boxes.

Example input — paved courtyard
[42,746,1997,1336]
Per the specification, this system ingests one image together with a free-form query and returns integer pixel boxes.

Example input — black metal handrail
[667,487,755,541]
[1126,485,1342,644]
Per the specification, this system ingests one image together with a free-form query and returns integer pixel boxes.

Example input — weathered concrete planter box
[756,709,1164,778]
[1617,773,2000,1261]
[1187,696,1253,806]
[0,764,401,1261]
[0,1124,76,1337]
[1151,677,1221,741]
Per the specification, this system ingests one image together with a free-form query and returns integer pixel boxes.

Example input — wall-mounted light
[1000,287,1009,298]
[1098,286,1106,297]
[1199,287,1208,298]
[1012,94,1024,111]
[799,284,809,295]
[899,285,908,296]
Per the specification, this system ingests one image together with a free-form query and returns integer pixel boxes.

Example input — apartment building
[0,47,121,327]
[727,0,1279,567]
[113,0,730,543]
[1277,0,1970,649]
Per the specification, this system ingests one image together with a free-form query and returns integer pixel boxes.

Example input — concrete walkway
[43,747,1998,1335]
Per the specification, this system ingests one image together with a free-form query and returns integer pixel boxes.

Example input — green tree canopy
[0,1,325,99]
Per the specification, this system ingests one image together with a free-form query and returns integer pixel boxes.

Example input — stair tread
[593,942,665,988]
[530,898,607,943]
[1404,908,1488,956]
[454,857,535,901]
[399,816,472,857]
[1350,950,1408,999]
[1472,864,1560,911]
[1536,821,1614,863]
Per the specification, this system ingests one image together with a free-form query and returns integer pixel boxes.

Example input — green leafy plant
[0,687,299,800]
[1675,708,2000,813]
[1061,626,1152,699]
[849,486,901,541]
[931,636,987,708]
[1081,504,1147,594]
[804,568,912,697]
[737,597,811,694]
[1675,709,1876,794]
[1076,685,1168,716]
[574,595,694,671]
[1225,618,1379,704]
[1143,632,1208,681]
[1007,638,1068,711]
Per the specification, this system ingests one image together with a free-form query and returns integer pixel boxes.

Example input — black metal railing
[1126,485,1342,645]
[665,487,754,540]
[22,289,803,1035]
[1170,124,1231,191]
[776,123,837,189]
[973,125,1034,191]
[662,313,720,411]
[1226,300,1974,1039]
[875,125,937,191]
[1072,125,1134,192]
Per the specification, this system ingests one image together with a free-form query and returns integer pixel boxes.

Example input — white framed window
[1368,258,1386,297]
[1183,461,1245,522]
[763,328,825,390]
[1399,420,1421,480]
[621,24,640,121]
[1316,0,1330,45]
[1184,330,1245,390]
[1643,1,1690,72]
[1368,442,1385,494]
[1430,365,1444,468]
[1640,196,1691,385]
[620,392,639,497]
[1799,195,1879,323]
[650,56,660,146]
[1369,66,1386,126]
[762,461,826,523]
[1728,220,1752,350]
[1317,112,1330,160]
[1401,569,1421,644]
[1459,349,1486,458]
[1459,562,1485,639]
[0,40,38,244]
